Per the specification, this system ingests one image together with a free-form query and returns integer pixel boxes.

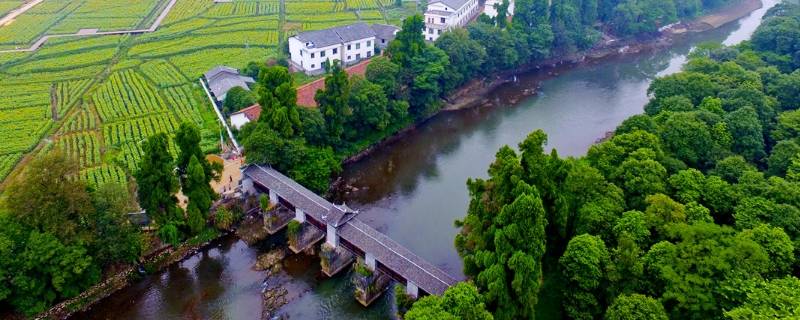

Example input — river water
[78,2,777,319]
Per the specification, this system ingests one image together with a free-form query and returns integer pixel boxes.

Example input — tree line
[402,3,800,319]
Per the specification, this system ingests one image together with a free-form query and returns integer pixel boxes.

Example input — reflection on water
[78,1,777,318]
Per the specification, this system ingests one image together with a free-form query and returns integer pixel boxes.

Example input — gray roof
[205,66,255,101]
[370,24,399,40]
[294,22,376,49]
[429,0,469,10]
[242,164,459,295]
[340,219,458,295]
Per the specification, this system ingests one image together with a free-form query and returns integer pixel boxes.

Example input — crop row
[163,0,214,24]
[346,0,381,9]
[55,79,93,117]
[0,153,22,182]
[285,2,344,13]
[102,113,179,146]
[205,2,279,16]
[57,132,101,168]
[356,9,384,20]
[0,105,48,123]
[0,1,80,46]
[116,139,177,171]
[169,47,276,78]
[94,70,167,121]
[140,60,188,88]
[81,165,126,188]
[59,107,97,134]
[163,85,203,125]
[0,119,50,155]
[0,82,52,110]
[11,47,118,74]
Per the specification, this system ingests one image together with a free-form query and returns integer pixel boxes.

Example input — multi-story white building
[422,0,480,41]
[288,23,398,75]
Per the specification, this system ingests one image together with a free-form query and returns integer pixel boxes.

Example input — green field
[0,0,417,184]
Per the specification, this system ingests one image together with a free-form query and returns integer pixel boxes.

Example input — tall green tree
[135,133,181,227]
[560,234,609,320]
[316,62,352,145]
[604,294,668,320]
[405,282,493,320]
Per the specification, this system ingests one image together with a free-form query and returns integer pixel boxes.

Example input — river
[77,1,777,318]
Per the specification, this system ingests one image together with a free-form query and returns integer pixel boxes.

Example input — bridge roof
[242,165,459,295]
[340,219,458,295]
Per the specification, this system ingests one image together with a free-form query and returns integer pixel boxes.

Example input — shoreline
[337,0,763,169]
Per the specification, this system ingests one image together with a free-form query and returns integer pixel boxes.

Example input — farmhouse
[229,104,262,129]
[204,66,255,102]
[288,23,398,75]
[422,0,480,41]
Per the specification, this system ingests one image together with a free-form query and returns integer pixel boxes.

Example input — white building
[422,0,480,42]
[288,23,397,75]
[229,104,261,130]
[483,0,514,19]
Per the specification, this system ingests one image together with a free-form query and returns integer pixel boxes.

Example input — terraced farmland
[0,0,414,185]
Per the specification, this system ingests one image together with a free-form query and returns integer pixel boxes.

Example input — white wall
[230,113,250,130]
[289,35,376,74]
[423,0,480,41]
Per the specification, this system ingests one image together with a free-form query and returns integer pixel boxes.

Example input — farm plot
[0,1,23,17]
[129,30,278,58]
[102,113,179,146]
[205,1,280,16]
[93,70,167,121]
[56,132,101,167]
[59,107,97,134]
[81,165,126,187]
[0,119,50,155]
[0,153,22,182]
[54,79,93,118]
[0,1,78,48]
[140,60,188,88]
[0,82,51,109]
[169,47,275,78]
[163,85,205,125]
[48,0,160,34]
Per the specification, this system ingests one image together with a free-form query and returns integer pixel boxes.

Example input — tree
[614,151,667,209]
[605,294,668,320]
[725,106,765,162]
[725,276,800,319]
[435,29,486,92]
[346,77,390,139]
[668,168,706,203]
[256,65,302,137]
[135,133,182,228]
[739,224,794,276]
[316,62,352,145]
[386,14,426,68]
[88,183,143,266]
[222,86,256,114]
[3,150,94,241]
[184,155,214,218]
[658,112,715,167]
[365,56,400,97]
[767,140,800,176]
[408,45,449,118]
[405,282,493,320]
[772,109,800,141]
[560,234,609,320]
[175,122,218,182]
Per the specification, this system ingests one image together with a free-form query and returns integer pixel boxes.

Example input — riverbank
[337,0,763,171]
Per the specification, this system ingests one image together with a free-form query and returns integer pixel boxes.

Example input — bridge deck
[243,165,458,295]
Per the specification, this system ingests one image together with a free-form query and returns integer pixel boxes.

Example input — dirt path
[0,0,43,27]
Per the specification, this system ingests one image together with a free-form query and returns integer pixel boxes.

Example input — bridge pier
[264,205,293,234]
[352,257,391,306]
[320,224,355,276]
[287,222,324,254]
[405,281,419,299]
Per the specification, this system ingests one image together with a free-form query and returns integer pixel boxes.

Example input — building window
[440,17,445,23]
[428,28,433,34]
[333,48,338,54]
[366,40,371,47]
[356,42,361,49]
[311,64,315,68]
[347,55,351,60]
[382,39,385,44]
[311,53,315,58]
[367,51,372,57]
[437,29,441,35]
[321,50,326,57]
[356,53,361,59]
[347,44,351,50]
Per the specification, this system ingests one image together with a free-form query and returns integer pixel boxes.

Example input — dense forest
[235,0,738,192]
[401,3,800,319]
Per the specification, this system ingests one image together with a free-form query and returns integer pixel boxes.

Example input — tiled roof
[294,22,376,49]
[232,104,262,121]
[371,24,400,40]
[205,66,256,101]
[204,66,238,80]
[429,0,470,10]
[296,59,371,107]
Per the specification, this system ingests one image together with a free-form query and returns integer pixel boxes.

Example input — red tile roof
[233,104,262,121]
[296,59,372,107]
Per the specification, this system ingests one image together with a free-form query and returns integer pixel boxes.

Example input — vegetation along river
[78,1,777,318]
